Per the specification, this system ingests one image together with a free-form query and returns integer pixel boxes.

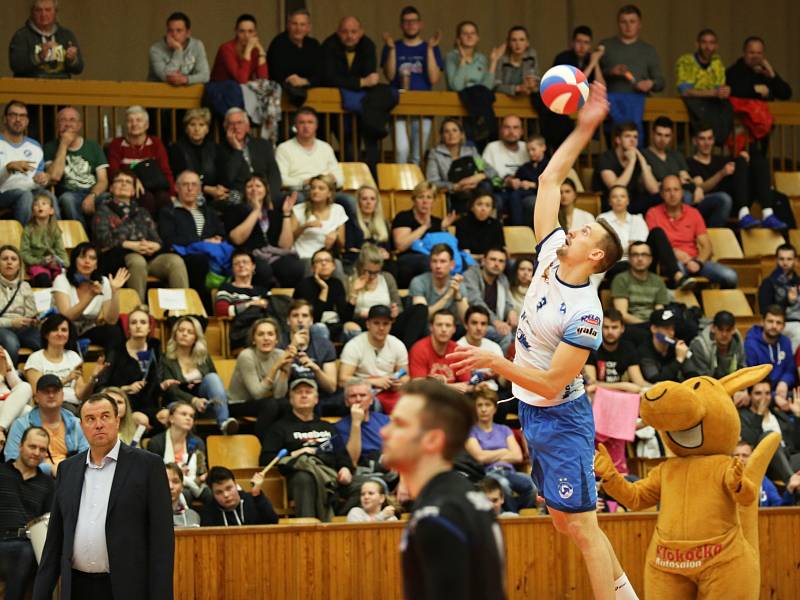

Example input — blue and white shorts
[518,395,597,513]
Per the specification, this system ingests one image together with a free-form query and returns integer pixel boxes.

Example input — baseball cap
[367,305,393,321]
[649,309,677,327]
[36,374,63,392]
[289,378,318,391]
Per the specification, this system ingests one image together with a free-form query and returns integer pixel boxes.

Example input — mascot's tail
[739,431,781,550]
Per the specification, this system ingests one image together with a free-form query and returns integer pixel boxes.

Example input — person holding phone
[95,306,163,430]
[638,308,689,385]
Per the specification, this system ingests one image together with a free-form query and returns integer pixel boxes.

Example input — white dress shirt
[72,439,120,573]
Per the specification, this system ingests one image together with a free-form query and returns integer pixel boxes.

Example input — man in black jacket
[216,107,282,202]
[0,427,54,600]
[200,466,278,526]
[266,8,322,92]
[726,36,792,102]
[33,393,174,600]
[639,308,690,384]
[260,378,353,520]
[321,16,381,171]
[158,170,228,310]
[381,378,505,600]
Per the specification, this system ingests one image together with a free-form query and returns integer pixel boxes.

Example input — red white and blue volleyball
[539,65,590,115]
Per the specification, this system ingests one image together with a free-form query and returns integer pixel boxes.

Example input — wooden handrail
[2,77,800,123]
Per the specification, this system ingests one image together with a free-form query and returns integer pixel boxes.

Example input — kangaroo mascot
[595,365,780,599]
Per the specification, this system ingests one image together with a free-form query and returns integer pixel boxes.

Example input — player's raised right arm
[533,82,609,240]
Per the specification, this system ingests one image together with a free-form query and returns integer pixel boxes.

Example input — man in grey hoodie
[9,0,83,79]
[684,310,744,379]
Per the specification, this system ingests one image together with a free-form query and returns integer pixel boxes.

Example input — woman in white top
[346,479,398,523]
[24,314,103,412]
[596,185,649,261]
[558,178,595,231]
[0,345,33,451]
[288,174,348,260]
[52,242,129,349]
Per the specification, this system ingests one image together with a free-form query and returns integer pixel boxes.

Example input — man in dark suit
[33,390,174,600]
[216,107,282,202]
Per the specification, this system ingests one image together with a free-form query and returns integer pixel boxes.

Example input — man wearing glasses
[0,100,51,224]
[610,240,670,345]
[93,169,189,302]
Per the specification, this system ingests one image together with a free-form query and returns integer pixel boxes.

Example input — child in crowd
[346,479,399,523]
[505,135,549,226]
[454,192,506,257]
[20,192,68,287]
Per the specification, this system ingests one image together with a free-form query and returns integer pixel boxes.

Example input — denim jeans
[679,259,738,288]
[58,189,92,230]
[0,539,37,600]
[197,372,230,428]
[0,326,41,365]
[0,187,59,224]
[507,189,537,227]
[394,117,432,165]
[487,466,538,512]
[684,190,732,227]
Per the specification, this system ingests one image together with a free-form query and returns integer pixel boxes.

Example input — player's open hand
[577,82,609,130]
[448,345,499,376]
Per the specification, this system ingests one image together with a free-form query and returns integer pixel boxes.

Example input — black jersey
[400,470,506,600]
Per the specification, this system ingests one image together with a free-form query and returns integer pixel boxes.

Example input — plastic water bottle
[469,371,489,386]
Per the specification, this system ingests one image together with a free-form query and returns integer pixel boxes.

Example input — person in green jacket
[20,192,68,287]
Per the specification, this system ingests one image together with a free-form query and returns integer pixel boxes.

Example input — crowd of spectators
[0,3,798,593]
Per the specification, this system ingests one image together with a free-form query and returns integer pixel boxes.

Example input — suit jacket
[33,443,174,600]
[217,136,282,201]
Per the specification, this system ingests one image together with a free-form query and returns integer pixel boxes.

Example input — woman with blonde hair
[286,173,348,264]
[160,316,237,435]
[102,386,146,445]
[346,243,427,347]
[346,479,399,523]
[344,184,393,272]
[391,180,457,287]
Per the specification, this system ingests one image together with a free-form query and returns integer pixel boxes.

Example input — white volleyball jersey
[513,227,603,407]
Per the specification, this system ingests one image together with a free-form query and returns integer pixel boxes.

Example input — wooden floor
[174,508,800,599]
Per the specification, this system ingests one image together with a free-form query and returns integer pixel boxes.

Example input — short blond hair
[411,181,436,200]
[183,107,211,126]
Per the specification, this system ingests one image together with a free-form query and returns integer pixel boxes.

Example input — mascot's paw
[725,457,745,494]
[594,443,618,482]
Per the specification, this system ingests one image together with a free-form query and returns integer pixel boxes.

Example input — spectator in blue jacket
[744,305,795,401]
[5,375,87,476]
[758,244,800,352]
[734,440,798,506]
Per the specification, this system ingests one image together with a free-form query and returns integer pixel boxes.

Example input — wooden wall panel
[173,509,800,599]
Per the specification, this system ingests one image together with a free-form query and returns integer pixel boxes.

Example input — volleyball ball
[539,65,590,115]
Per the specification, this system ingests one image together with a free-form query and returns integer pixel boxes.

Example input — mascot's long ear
[719,364,773,396]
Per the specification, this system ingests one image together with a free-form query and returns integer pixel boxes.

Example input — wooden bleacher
[171,509,800,599]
